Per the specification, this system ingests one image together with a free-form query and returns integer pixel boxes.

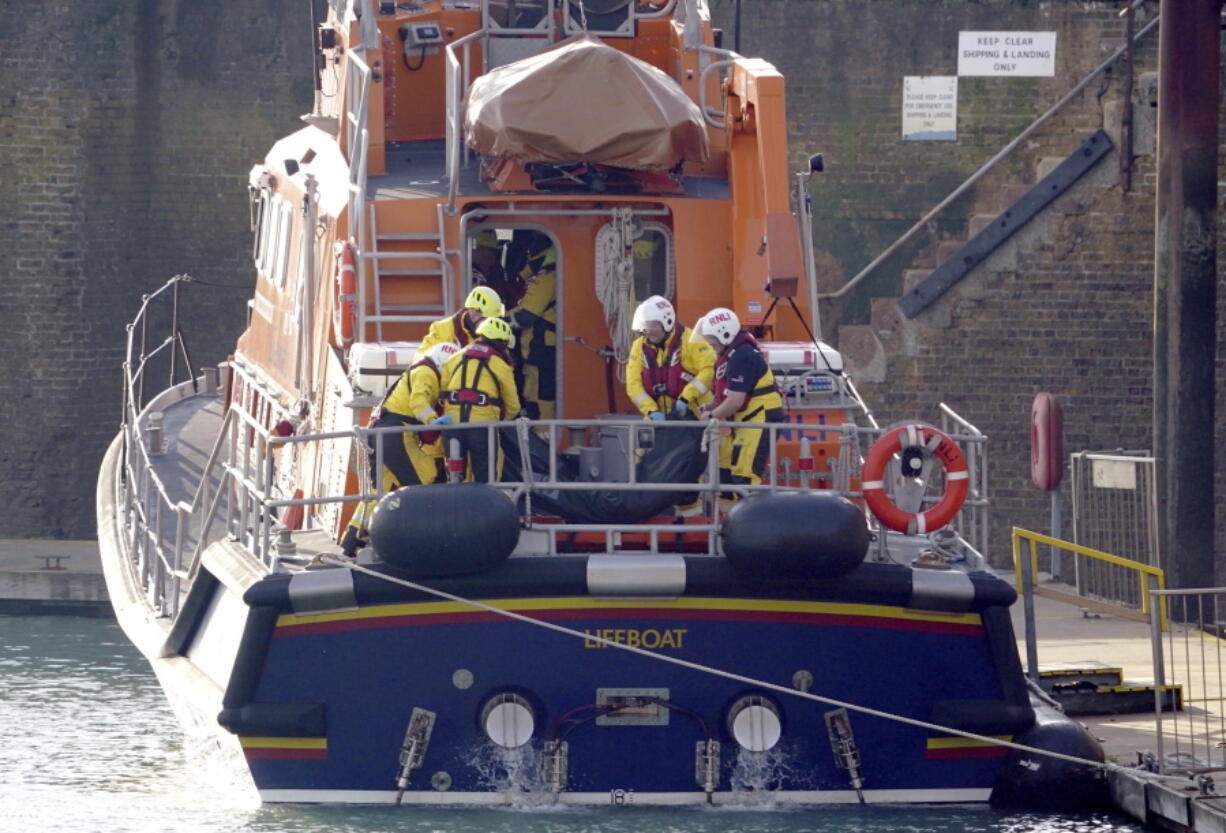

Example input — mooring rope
[324,555,1129,775]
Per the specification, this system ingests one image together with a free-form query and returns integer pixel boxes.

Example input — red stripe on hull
[275,606,983,638]
[243,748,328,760]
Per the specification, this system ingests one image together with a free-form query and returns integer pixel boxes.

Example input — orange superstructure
[233,0,861,541]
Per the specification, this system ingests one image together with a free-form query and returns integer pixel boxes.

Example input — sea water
[0,615,1145,833]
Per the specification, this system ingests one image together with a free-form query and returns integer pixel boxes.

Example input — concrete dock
[0,538,110,615]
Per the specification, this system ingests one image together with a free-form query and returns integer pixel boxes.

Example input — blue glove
[431,414,453,425]
[674,400,689,416]
[648,410,666,421]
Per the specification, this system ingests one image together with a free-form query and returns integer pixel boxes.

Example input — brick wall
[710,0,1224,571]
[0,1,314,537]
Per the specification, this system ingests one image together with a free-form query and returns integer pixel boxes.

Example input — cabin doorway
[464,223,562,419]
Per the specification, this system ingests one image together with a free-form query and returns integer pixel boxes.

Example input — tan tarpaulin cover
[464,34,708,172]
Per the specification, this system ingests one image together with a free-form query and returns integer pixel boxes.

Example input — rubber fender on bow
[369,483,519,577]
[721,492,870,578]
[991,701,1107,811]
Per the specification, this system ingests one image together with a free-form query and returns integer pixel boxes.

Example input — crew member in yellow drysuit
[341,342,459,557]
[509,234,556,420]
[625,295,714,421]
[441,316,521,483]
[419,286,504,352]
[471,229,524,309]
[693,307,784,499]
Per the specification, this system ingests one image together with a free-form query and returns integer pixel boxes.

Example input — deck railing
[116,286,989,614]
[189,393,988,565]
[1149,587,1226,778]
[117,275,216,618]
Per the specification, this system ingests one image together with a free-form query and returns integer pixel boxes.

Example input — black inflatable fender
[991,701,1108,811]
[720,492,870,578]
[369,483,520,577]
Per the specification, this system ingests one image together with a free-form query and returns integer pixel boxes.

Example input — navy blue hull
[206,558,1045,803]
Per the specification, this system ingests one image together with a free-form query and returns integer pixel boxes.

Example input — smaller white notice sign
[958,31,1057,77]
[902,76,957,141]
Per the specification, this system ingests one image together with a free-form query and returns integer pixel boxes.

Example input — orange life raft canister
[333,241,357,347]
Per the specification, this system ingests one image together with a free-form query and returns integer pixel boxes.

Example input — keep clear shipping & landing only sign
[958,31,1056,77]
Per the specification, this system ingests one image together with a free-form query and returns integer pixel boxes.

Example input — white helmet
[691,307,741,346]
[423,342,459,369]
[631,295,676,333]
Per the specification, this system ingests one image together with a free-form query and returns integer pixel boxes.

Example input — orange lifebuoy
[861,423,969,534]
[334,242,357,346]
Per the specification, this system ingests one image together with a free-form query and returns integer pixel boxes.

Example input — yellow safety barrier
[1011,527,1167,631]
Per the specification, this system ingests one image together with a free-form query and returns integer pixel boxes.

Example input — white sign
[902,76,957,142]
[1092,458,1137,491]
[958,31,1057,77]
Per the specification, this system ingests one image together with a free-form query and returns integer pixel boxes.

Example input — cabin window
[563,0,633,37]
[484,0,552,31]
[250,189,271,267]
[629,222,672,303]
[269,198,294,289]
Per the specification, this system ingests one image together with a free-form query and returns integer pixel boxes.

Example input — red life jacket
[639,326,696,402]
[451,309,479,347]
[713,330,776,403]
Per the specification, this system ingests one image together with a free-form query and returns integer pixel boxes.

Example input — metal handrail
[1013,526,1167,681]
[116,292,989,594]
[940,402,988,556]
[1012,527,1166,621]
[698,58,734,129]
[1148,585,1226,777]
[119,396,990,592]
[445,30,484,213]
[817,13,1160,301]
[345,48,372,306]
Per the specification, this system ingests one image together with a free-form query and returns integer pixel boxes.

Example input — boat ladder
[360,203,454,342]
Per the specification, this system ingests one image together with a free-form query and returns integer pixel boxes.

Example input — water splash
[466,741,558,806]
[726,745,812,806]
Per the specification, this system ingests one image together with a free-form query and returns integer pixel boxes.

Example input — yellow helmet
[464,286,505,318]
[476,316,516,348]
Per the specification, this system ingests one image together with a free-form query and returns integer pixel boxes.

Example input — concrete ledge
[1148,780,1191,827]
[1193,798,1226,833]
[1109,766,1226,832]
[0,538,110,615]
[1109,767,1148,823]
